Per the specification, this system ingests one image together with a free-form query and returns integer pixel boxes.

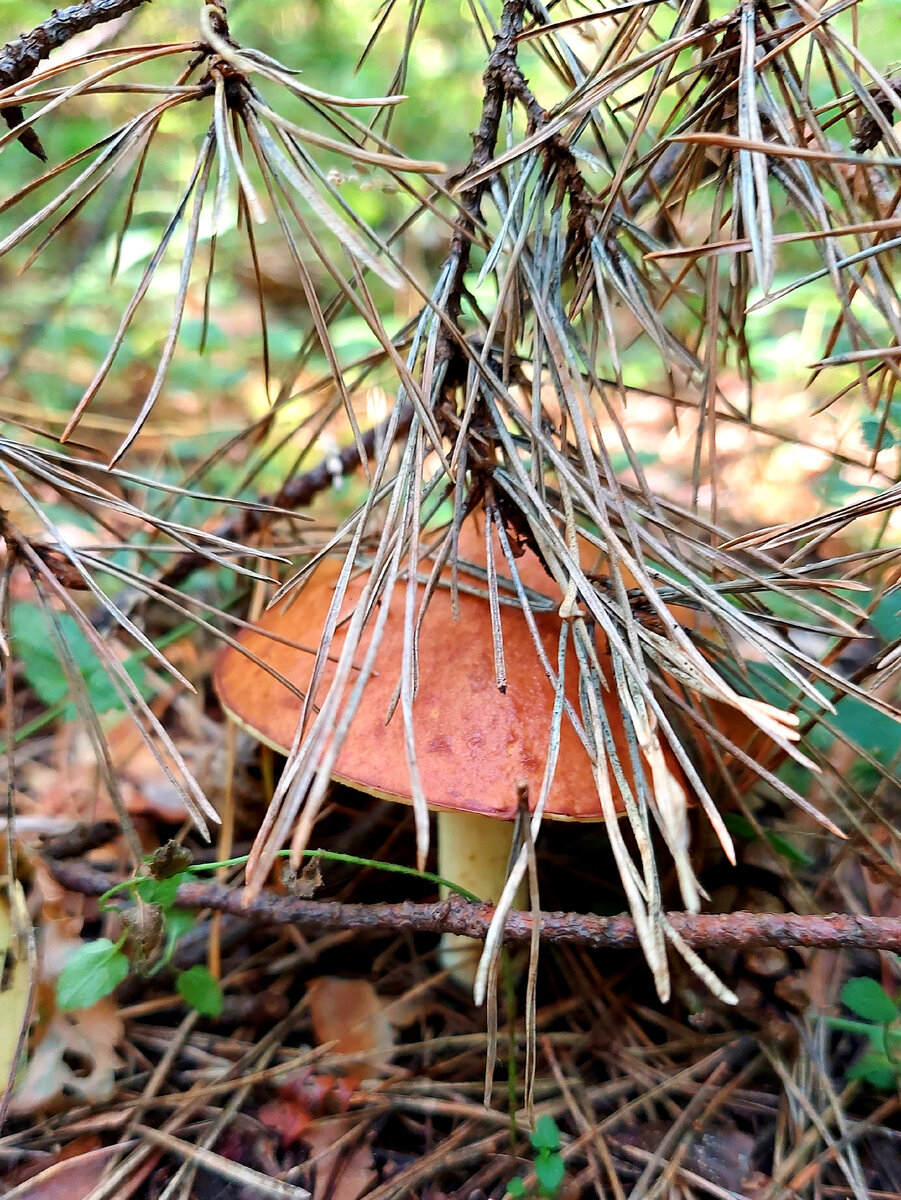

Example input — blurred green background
[0,0,898,450]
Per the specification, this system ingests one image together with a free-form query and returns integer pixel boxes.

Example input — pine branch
[0,0,149,80]
[157,403,414,593]
[443,0,527,334]
[45,859,901,956]
[0,0,151,159]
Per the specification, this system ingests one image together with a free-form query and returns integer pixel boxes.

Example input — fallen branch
[157,403,414,593]
[45,860,901,953]
[175,884,901,952]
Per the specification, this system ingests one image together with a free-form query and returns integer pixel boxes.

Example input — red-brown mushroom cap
[215,519,692,821]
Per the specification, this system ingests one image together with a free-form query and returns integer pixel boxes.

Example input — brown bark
[44,859,901,955]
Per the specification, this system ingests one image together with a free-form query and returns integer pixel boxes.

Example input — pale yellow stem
[436,809,526,992]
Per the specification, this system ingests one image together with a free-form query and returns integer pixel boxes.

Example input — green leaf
[158,908,197,968]
[871,593,901,643]
[723,815,813,867]
[842,977,900,1024]
[847,1052,898,1090]
[11,606,69,706]
[860,415,896,452]
[165,908,196,941]
[80,657,151,715]
[176,966,224,1016]
[530,1115,561,1153]
[11,604,152,718]
[724,813,755,840]
[136,872,192,909]
[57,939,130,1010]
[506,1178,527,1198]
[766,832,814,869]
[535,1154,565,1197]
[833,698,901,766]
[814,469,878,509]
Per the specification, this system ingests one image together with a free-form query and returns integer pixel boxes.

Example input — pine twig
[157,404,414,592]
[172,884,901,954]
[0,0,151,160]
[0,0,149,80]
[443,0,527,333]
[44,859,901,955]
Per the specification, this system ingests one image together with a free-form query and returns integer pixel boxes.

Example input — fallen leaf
[16,710,220,828]
[685,1127,756,1191]
[302,1117,376,1200]
[0,1134,100,1191]
[258,1095,315,1145]
[306,977,395,1076]
[3,1141,155,1200]
[258,1072,356,1146]
[104,717,191,823]
[10,996,123,1114]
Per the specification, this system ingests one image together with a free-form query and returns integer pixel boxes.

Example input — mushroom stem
[436,808,526,991]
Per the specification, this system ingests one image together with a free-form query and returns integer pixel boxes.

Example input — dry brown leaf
[258,1072,357,1146]
[16,707,228,828]
[10,995,123,1114]
[302,1117,376,1200]
[2,1141,155,1200]
[258,1094,317,1145]
[306,977,396,1074]
[0,1134,100,1192]
[15,724,145,827]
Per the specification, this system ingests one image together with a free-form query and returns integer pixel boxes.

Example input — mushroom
[215,519,727,986]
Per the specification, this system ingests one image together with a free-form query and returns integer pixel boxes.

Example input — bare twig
[39,819,120,859]
[0,0,151,158]
[44,860,901,955]
[0,0,149,81]
[443,0,527,332]
[157,403,414,592]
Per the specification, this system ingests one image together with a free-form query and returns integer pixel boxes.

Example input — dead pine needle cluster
[0,0,900,1196]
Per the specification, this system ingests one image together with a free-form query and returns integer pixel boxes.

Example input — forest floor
[3,359,901,1200]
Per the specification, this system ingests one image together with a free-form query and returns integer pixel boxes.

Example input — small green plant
[823,976,901,1090]
[57,843,224,1017]
[56,844,480,1016]
[11,604,152,719]
[507,1116,566,1199]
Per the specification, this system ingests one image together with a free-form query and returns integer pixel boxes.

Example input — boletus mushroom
[215,517,756,988]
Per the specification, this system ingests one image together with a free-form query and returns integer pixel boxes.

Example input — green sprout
[824,977,901,1089]
[507,1116,567,1199]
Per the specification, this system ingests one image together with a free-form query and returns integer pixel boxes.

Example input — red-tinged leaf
[258,1097,314,1145]
[3,1142,157,1200]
